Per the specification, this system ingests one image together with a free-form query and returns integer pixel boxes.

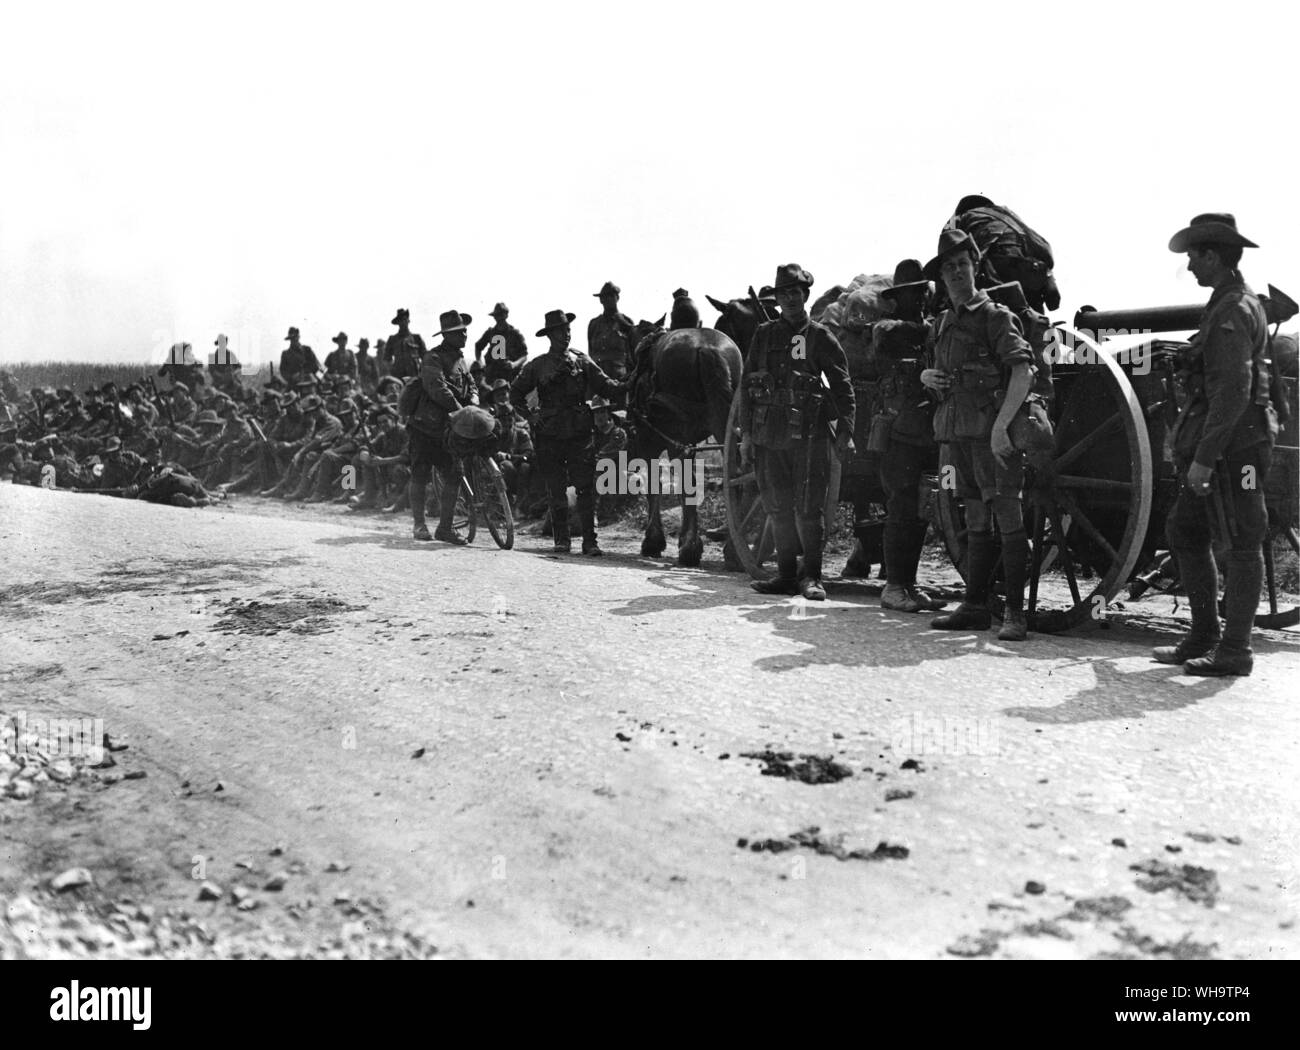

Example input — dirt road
[2,483,1297,958]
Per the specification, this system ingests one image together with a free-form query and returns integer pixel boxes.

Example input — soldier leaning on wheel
[738,263,855,602]
[512,309,623,555]
[920,229,1037,642]
[1154,214,1277,677]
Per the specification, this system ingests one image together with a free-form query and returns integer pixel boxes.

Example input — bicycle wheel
[475,456,515,549]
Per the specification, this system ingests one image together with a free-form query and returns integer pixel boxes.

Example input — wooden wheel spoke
[1028,505,1046,615]
[740,499,766,536]
[1050,509,1083,605]
[1053,412,1123,472]
[1054,475,1133,493]
[728,470,756,488]
[1058,492,1120,569]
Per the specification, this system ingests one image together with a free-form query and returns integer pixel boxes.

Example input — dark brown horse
[626,320,743,566]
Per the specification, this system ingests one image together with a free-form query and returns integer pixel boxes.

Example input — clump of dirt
[740,751,852,785]
[1114,926,1217,960]
[739,827,908,863]
[1066,896,1133,922]
[211,596,365,636]
[1129,860,1220,906]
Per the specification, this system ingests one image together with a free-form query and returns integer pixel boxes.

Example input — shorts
[942,440,1024,502]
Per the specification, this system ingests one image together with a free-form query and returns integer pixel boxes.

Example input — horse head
[706,294,776,352]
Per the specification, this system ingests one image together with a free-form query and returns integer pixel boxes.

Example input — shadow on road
[607,571,1252,724]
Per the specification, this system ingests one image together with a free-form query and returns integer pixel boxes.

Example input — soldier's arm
[509,362,536,409]
[1195,302,1256,468]
[736,328,764,435]
[815,327,855,435]
[584,357,623,398]
[473,329,492,356]
[419,356,460,412]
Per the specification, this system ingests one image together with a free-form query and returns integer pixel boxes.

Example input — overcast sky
[1,0,1295,367]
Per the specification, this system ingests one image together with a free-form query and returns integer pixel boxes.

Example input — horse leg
[678,490,704,567]
[642,488,667,557]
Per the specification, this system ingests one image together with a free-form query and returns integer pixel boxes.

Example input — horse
[705,293,777,357]
[625,318,743,567]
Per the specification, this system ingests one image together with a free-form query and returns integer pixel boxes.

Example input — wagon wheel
[723,387,841,580]
[935,327,1153,633]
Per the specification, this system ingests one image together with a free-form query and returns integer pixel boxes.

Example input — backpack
[962,205,1054,269]
[397,376,423,420]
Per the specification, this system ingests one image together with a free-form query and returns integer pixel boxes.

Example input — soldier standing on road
[512,309,623,555]
[738,263,856,601]
[921,229,1037,641]
[473,303,529,399]
[1155,214,1277,676]
[870,259,946,613]
[385,308,427,381]
[408,309,478,543]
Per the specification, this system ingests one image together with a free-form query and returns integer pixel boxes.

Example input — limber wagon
[722,287,1300,633]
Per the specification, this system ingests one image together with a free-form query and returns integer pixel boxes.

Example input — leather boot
[1154,546,1221,664]
[842,538,873,578]
[434,473,467,545]
[577,489,601,555]
[284,469,315,501]
[305,465,336,503]
[796,515,825,597]
[752,512,799,594]
[905,521,947,610]
[881,522,919,610]
[410,481,431,540]
[1185,550,1260,676]
[551,505,571,553]
[998,529,1029,641]
[933,532,995,629]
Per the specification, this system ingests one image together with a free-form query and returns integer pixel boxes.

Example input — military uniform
[588,296,636,414]
[512,321,622,552]
[738,291,855,591]
[407,312,478,540]
[1158,214,1277,675]
[925,230,1038,638]
[385,309,427,381]
[324,343,358,379]
[474,317,529,388]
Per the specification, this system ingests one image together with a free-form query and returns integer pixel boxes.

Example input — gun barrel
[1073,304,1204,337]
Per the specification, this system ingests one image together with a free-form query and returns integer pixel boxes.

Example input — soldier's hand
[739,434,754,471]
[991,424,1015,466]
[1186,461,1214,497]
[835,429,855,460]
[920,368,950,393]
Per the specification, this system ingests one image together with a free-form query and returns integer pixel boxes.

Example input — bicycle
[429,452,514,549]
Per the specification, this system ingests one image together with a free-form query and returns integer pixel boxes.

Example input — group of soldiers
[0,195,1278,675]
[735,198,1276,677]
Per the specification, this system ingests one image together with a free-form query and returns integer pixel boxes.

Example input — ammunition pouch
[747,370,823,450]
[949,362,1002,440]
[1007,393,1055,456]
[537,402,592,441]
